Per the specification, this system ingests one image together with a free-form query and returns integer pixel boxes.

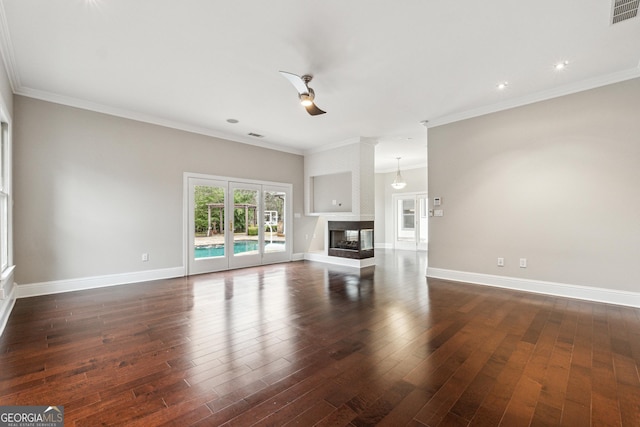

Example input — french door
[393,192,428,251]
[228,182,262,269]
[186,174,291,275]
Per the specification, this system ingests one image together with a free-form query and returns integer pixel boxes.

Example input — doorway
[393,192,427,251]
[186,174,291,274]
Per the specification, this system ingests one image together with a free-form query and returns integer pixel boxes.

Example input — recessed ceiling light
[226,118,239,124]
[554,60,569,71]
[497,82,508,90]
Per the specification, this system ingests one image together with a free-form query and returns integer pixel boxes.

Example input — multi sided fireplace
[328,221,374,259]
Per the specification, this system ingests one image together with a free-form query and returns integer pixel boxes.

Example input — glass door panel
[229,182,262,269]
[417,194,428,251]
[264,189,285,253]
[262,185,291,264]
[188,177,228,274]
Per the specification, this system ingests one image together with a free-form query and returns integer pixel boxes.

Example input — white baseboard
[291,252,305,261]
[16,266,186,299]
[426,267,640,308]
[0,283,16,337]
[375,243,392,249]
[304,252,376,269]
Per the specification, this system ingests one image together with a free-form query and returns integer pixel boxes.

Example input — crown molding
[426,67,640,129]
[0,0,20,92]
[376,162,427,174]
[303,136,379,156]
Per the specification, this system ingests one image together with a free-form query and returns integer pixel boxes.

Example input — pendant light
[391,157,407,190]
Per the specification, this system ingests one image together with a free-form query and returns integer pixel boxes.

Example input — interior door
[416,194,428,251]
[393,192,428,251]
[188,177,228,274]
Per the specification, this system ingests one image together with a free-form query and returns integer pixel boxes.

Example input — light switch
[434,210,444,217]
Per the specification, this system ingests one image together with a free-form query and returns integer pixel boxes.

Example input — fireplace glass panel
[361,229,373,251]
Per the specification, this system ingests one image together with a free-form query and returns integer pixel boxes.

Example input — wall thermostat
[433,197,442,206]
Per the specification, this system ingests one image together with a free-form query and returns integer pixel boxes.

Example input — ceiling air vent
[247,132,264,138]
[611,0,639,24]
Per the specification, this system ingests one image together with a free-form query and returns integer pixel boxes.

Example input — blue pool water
[195,241,283,258]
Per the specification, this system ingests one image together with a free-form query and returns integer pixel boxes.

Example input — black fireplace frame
[328,221,374,260]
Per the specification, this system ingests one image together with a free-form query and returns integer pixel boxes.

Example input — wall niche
[304,138,375,219]
[311,172,352,213]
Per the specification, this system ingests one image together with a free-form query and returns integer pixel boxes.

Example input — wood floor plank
[1,250,639,426]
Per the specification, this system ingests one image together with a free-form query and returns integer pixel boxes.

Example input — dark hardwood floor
[1,250,640,426]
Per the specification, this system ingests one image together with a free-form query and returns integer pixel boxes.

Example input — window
[0,121,9,272]
[401,199,416,230]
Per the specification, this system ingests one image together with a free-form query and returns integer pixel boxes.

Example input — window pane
[0,122,7,270]
[0,122,5,191]
[264,190,286,253]
[402,199,415,230]
[233,188,259,256]
[0,194,7,270]
[193,185,225,259]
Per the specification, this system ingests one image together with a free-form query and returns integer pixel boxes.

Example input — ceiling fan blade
[305,102,326,116]
[279,71,309,95]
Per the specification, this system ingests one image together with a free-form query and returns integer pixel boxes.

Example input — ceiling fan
[279,71,326,116]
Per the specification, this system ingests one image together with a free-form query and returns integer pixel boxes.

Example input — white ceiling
[1,0,639,172]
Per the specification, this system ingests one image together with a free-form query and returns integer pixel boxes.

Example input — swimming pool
[195,240,284,258]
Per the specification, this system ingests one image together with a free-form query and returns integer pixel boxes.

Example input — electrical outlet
[497,257,504,267]
[142,253,149,262]
[519,258,527,268]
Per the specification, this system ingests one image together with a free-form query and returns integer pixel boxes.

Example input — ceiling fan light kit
[280,71,326,116]
[299,93,313,106]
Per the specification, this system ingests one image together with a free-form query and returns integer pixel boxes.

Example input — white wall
[304,139,375,253]
[312,172,352,212]
[304,138,375,220]
[13,96,316,286]
[428,78,640,298]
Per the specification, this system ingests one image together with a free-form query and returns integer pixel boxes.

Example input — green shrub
[247,226,258,236]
